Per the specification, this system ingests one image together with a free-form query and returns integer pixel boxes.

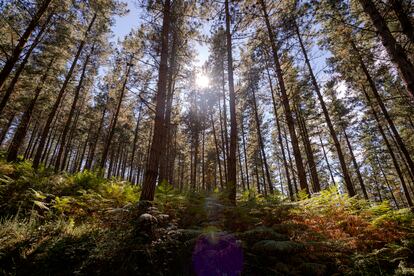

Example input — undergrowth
[0,158,413,275]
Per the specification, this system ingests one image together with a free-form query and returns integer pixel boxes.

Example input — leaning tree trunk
[349,39,414,189]
[259,0,308,194]
[32,13,96,169]
[99,58,133,170]
[0,12,53,116]
[361,86,413,208]
[55,44,94,171]
[342,127,368,200]
[0,0,52,92]
[390,0,414,43]
[251,86,273,194]
[7,57,54,162]
[295,103,320,193]
[358,0,414,99]
[265,64,294,200]
[295,22,355,196]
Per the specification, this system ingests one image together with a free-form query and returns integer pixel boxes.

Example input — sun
[195,73,210,88]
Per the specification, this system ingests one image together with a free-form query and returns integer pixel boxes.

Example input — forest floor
[0,157,414,275]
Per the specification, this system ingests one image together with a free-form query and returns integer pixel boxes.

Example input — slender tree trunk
[358,0,414,99]
[318,133,337,186]
[99,58,132,170]
[240,119,250,191]
[0,112,15,146]
[218,96,228,183]
[159,24,178,183]
[350,40,414,187]
[361,86,412,207]
[283,124,298,195]
[375,154,399,208]
[0,0,52,92]
[32,13,96,169]
[238,141,245,191]
[343,127,369,200]
[85,103,107,170]
[295,103,320,192]
[55,44,94,171]
[260,0,308,194]
[140,0,171,201]
[211,113,224,189]
[7,58,54,161]
[0,12,53,116]
[129,102,143,182]
[251,86,273,193]
[224,0,238,204]
[265,65,293,199]
[295,23,354,196]
[24,123,38,159]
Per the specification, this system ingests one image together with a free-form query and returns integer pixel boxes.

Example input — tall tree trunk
[295,103,320,193]
[238,141,245,191]
[251,86,273,193]
[55,45,94,171]
[390,0,414,43]
[224,0,238,204]
[358,0,414,99]
[318,133,337,186]
[129,102,143,182]
[159,25,178,183]
[0,12,53,116]
[343,127,368,200]
[0,112,15,146]
[265,64,293,199]
[350,39,414,187]
[240,119,250,191]
[361,86,412,207]
[259,0,308,194]
[99,58,132,170]
[32,13,96,169]
[24,122,39,159]
[0,0,52,92]
[218,96,228,183]
[85,103,107,170]
[7,58,54,161]
[140,0,171,201]
[211,113,224,189]
[295,22,354,196]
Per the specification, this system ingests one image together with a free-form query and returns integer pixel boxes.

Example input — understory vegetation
[1,158,413,275]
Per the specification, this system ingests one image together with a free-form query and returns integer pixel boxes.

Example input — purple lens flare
[192,232,243,276]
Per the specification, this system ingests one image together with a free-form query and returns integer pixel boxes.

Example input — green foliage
[0,160,140,220]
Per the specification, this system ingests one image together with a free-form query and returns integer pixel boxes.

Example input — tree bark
[7,57,54,162]
[99,57,132,170]
[343,127,368,200]
[140,0,171,201]
[0,12,53,116]
[224,0,238,204]
[295,22,354,196]
[358,0,414,99]
[0,0,52,92]
[251,86,273,193]
[55,44,94,171]
[32,13,96,169]
[259,0,308,194]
